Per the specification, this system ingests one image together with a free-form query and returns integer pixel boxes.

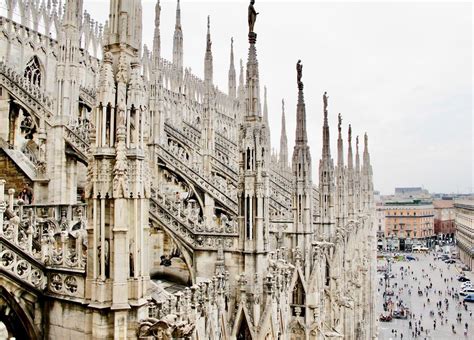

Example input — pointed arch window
[24,56,42,87]
[291,277,306,316]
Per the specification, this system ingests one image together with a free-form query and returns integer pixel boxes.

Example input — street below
[377,252,474,339]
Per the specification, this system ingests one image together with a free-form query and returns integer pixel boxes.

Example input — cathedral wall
[0,87,9,142]
[194,250,217,281]
[44,299,89,340]
[0,148,33,195]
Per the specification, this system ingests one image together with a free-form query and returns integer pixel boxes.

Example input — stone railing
[79,86,96,108]
[181,122,201,146]
[138,274,229,339]
[0,61,55,118]
[149,191,238,251]
[0,184,86,298]
[64,124,90,161]
[169,121,239,181]
[157,144,238,213]
[0,240,47,290]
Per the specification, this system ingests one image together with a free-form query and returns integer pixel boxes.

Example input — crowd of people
[378,251,473,339]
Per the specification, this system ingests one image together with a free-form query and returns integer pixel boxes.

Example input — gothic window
[24,56,42,87]
[291,278,306,316]
[246,196,250,239]
[237,316,252,340]
[298,195,302,222]
[325,258,330,286]
[246,148,251,170]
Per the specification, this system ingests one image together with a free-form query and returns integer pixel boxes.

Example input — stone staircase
[149,189,239,251]
[0,61,89,161]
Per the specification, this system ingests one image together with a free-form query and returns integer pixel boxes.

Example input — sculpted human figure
[248,0,259,33]
[323,91,329,111]
[296,60,303,84]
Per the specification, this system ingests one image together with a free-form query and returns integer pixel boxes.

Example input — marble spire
[295,61,308,146]
[228,38,237,98]
[279,99,288,169]
[291,59,312,277]
[322,91,331,160]
[153,0,161,67]
[355,135,360,173]
[347,124,353,170]
[173,0,183,71]
[204,15,213,84]
[238,58,245,100]
[337,113,344,167]
[245,14,261,118]
[319,90,336,238]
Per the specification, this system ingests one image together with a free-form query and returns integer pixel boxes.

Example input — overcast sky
[84,0,473,195]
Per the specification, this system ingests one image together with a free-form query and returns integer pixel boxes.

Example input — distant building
[454,200,474,271]
[394,187,431,200]
[384,200,435,251]
[376,203,385,250]
[433,200,455,239]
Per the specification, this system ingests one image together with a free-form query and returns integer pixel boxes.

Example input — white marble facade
[0,1,376,339]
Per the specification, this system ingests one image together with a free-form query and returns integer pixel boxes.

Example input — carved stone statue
[338,113,342,133]
[296,60,303,85]
[323,91,329,111]
[248,0,259,33]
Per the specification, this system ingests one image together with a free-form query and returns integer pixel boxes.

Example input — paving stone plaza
[377,253,474,339]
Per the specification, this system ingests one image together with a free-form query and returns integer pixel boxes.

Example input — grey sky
[84,0,473,195]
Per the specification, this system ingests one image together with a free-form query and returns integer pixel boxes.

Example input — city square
[377,252,474,339]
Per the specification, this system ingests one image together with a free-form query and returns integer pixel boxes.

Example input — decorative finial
[348,124,352,141]
[356,135,359,148]
[207,15,210,30]
[364,132,368,146]
[231,37,234,49]
[338,113,342,133]
[282,98,285,112]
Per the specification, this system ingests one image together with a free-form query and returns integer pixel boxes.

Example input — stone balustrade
[0,60,54,119]
[158,144,238,213]
[149,190,238,252]
[138,273,230,338]
[0,182,86,298]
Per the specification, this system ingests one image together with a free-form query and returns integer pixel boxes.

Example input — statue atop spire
[295,60,308,145]
[323,91,329,112]
[155,0,161,27]
[248,0,259,33]
[297,59,303,88]
[338,113,342,134]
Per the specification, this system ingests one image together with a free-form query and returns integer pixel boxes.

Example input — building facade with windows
[433,200,456,240]
[454,200,474,271]
[384,201,435,251]
[376,203,386,250]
